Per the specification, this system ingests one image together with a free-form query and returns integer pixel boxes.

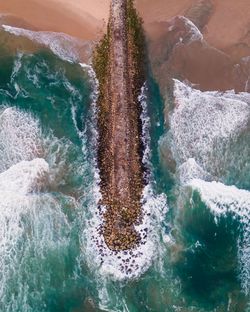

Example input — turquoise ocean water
[0,26,249,312]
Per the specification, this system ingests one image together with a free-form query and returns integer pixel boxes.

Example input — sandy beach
[134,0,250,93]
[0,0,249,91]
[0,0,249,50]
[0,0,110,40]
[135,0,250,52]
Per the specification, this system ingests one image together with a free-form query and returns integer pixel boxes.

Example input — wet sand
[137,0,250,94]
[1,0,249,53]
[135,0,250,52]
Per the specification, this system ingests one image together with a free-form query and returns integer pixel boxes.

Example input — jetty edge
[93,0,147,251]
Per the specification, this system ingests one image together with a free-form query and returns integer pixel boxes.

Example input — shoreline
[0,0,248,56]
[135,0,250,52]
[0,0,110,40]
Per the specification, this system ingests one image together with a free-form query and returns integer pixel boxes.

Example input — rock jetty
[93,0,146,251]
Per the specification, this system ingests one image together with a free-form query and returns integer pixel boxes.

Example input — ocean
[0,25,249,312]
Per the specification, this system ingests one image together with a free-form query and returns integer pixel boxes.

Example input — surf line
[93,0,147,251]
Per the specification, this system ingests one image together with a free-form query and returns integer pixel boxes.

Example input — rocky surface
[95,0,145,251]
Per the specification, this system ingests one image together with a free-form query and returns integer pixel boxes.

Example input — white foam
[79,63,100,148]
[188,179,250,220]
[177,158,212,185]
[168,80,250,292]
[187,179,250,294]
[139,83,151,178]
[168,16,203,43]
[2,24,92,63]
[0,158,49,194]
[88,184,167,279]
[164,80,250,180]
[0,105,79,309]
[0,155,73,308]
[82,83,168,289]
[0,103,85,195]
[0,107,43,172]
[181,16,203,42]
[0,53,99,309]
[11,52,23,84]
[242,56,250,64]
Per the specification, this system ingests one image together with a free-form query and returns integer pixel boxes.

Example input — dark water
[0,27,249,312]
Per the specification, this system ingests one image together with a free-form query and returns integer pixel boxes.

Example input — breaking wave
[167,16,203,43]
[161,79,250,299]
[0,106,79,311]
[2,24,92,63]
[79,83,168,310]
[161,79,250,189]
[0,107,43,172]
[1,13,248,311]
[185,179,250,294]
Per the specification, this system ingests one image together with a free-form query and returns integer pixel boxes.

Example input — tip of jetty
[93,0,146,251]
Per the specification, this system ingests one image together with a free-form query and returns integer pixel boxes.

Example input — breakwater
[93,0,146,250]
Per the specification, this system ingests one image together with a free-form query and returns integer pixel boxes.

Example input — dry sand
[0,0,249,92]
[0,0,249,50]
[0,0,110,40]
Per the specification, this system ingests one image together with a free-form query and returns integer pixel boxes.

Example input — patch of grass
[92,24,111,115]
[126,0,146,87]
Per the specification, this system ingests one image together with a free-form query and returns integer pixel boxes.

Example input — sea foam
[162,80,250,186]
[186,179,250,294]
[165,80,250,295]
[0,107,43,172]
[2,25,92,63]
[0,106,76,310]
[167,16,203,44]
[177,158,213,185]
[0,158,49,194]
[82,83,168,290]
[188,179,250,221]
[0,168,72,311]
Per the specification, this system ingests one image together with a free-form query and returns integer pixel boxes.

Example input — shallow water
[0,26,249,312]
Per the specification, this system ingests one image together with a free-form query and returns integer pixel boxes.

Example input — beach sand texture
[0,0,249,50]
[0,0,110,40]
